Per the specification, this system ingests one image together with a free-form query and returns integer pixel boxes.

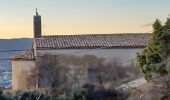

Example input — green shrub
[72,88,87,100]
[0,88,4,95]
[56,94,72,100]
[137,18,170,79]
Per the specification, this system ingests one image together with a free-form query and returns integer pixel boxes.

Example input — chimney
[33,8,42,38]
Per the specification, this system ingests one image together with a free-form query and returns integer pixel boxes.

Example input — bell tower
[33,8,42,38]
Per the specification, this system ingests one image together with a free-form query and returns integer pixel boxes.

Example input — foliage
[137,18,170,79]
[56,94,72,100]
[72,88,87,100]
[29,54,140,94]
[0,88,4,95]
[70,84,129,100]
[90,58,141,88]
[13,91,44,100]
[28,54,69,94]
[0,85,129,100]
[0,88,11,100]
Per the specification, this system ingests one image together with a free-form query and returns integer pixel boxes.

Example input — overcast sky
[0,0,170,39]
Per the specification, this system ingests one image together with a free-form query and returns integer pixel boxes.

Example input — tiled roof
[35,33,151,49]
[12,49,35,60]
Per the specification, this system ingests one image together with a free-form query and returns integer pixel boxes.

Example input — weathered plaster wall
[12,60,35,91]
[12,48,143,90]
[36,48,143,66]
[35,48,143,88]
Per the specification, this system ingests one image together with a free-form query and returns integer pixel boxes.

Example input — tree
[137,18,170,79]
[86,57,140,88]
[27,54,68,94]
[91,59,129,87]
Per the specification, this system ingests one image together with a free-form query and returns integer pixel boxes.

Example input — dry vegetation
[27,54,141,95]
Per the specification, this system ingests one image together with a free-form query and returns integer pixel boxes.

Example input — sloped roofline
[35,33,151,49]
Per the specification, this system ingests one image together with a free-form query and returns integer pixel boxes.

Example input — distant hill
[0,38,33,70]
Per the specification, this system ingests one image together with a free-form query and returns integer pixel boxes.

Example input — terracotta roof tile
[12,49,35,60]
[35,33,151,49]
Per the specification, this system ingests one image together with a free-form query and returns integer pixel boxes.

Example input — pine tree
[137,18,170,79]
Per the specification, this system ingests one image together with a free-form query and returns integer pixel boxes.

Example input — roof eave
[36,46,147,50]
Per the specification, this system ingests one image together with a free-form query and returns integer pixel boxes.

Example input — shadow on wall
[27,54,142,93]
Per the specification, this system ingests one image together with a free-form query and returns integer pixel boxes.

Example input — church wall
[34,48,143,88]
[12,48,144,91]
[12,60,35,91]
[36,48,143,66]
